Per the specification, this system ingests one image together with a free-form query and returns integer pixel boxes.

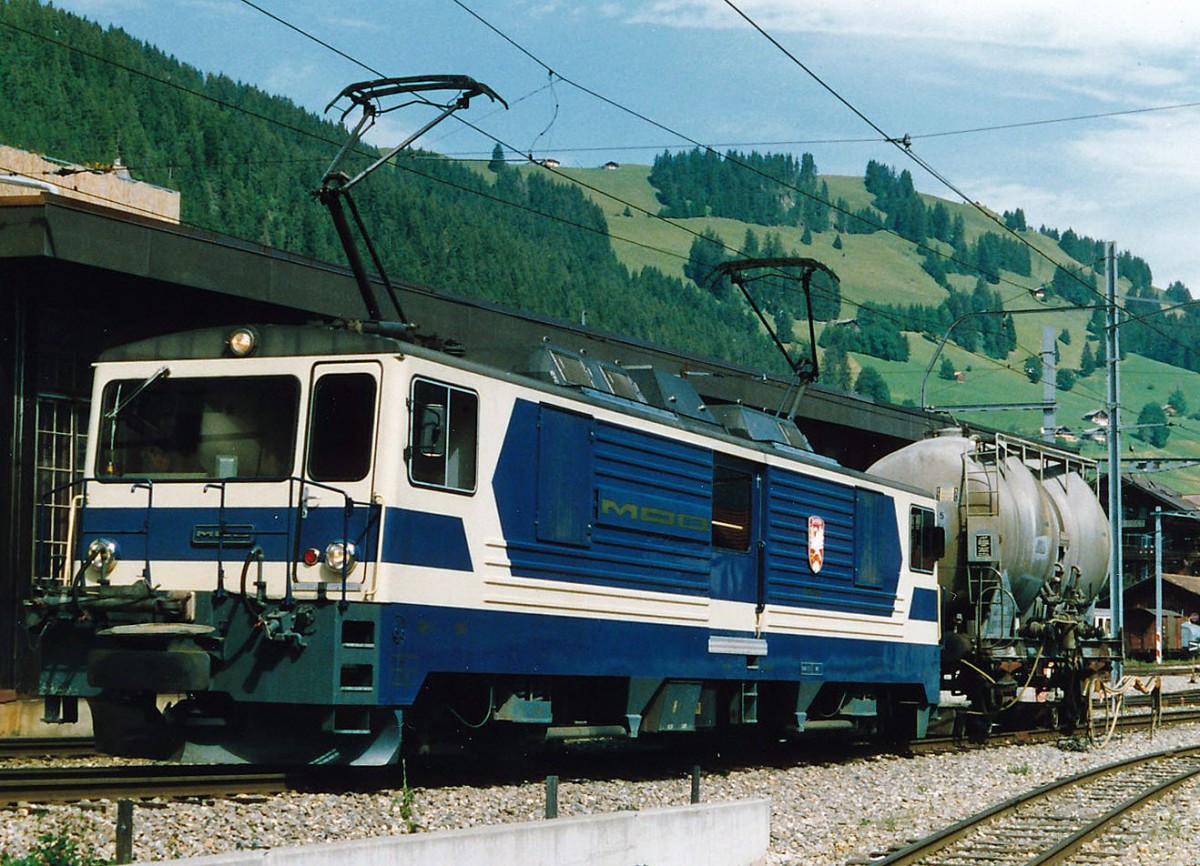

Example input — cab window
[97,375,299,481]
[409,378,478,493]
[910,506,943,574]
[712,460,752,551]
[307,373,377,482]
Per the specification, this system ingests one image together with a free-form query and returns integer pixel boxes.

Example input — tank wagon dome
[868,430,1108,621]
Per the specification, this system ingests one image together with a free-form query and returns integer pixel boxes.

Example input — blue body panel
[77,502,475,571]
[494,400,712,594]
[377,600,941,706]
[493,398,909,617]
[762,470,902,615]
[380,510,473,571]
[910,587,939,623]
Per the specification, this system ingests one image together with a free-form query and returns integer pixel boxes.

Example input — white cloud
[964,179,1102,232]
[323,16,385,33]
[627,1,1200,89]
[262,60,323,99]
[965,107,1200,291]
[1071,112,1200,184]
[632,1,1200,50]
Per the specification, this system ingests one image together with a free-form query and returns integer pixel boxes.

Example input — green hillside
[558,161,1200,492]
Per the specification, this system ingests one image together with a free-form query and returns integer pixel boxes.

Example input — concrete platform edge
[132,798,771,866]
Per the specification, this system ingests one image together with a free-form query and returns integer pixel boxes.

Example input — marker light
[323,541,358,575]
[86,538,119,575]
[226,327,258,357]
[302,548,321,567]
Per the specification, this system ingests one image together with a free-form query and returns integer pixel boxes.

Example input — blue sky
[48,0,1200,295]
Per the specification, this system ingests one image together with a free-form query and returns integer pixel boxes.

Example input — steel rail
[1030,761,1200,865]
[907,705,1200,756]
[874,745,1200,866]
[0,737,97,759]
[0,764,306,804]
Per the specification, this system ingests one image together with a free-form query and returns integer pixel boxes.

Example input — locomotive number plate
[191,523,256,547]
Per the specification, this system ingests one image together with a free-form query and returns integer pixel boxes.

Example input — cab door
[296,361,382,593]
[710,455,764,606]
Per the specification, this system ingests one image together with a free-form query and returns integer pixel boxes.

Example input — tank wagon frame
[871,429,1120,736]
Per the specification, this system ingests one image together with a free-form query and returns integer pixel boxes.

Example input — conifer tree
[854,366,890,403]
[488,143,506,172]
[821,341,852,390]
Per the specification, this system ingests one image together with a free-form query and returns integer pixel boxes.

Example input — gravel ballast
[2,721,1200,865]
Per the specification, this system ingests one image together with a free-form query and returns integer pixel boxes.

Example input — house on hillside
[602,161,620,170]
[539,158,561,168]
[1102,475,1200,658]
[1083,408,1109,427]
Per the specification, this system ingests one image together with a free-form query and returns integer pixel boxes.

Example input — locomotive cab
[30,326,400,763]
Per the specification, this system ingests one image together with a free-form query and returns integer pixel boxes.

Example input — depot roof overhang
[0,195,365,317]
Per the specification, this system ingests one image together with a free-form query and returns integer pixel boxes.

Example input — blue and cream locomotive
[27,322,945,763]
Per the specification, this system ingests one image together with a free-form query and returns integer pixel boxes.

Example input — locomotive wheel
[87,694,179,760]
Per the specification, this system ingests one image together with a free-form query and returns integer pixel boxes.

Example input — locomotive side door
[295,361,383,593]
[710,455,764,606]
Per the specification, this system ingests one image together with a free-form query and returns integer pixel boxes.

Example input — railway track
[0,764,387,805]
[906,708,1200,757]
[1,698,1199,805]
[874,745,1200,866]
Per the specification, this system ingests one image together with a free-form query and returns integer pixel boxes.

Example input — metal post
[545,775,558,819]
[115,798,134,864]
[1041,326,1057,443]
[1105,240,1124,681]
[691,765,702,804]
[1155,507,1163,665]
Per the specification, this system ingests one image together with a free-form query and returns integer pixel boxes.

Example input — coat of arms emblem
[808,515,825,573]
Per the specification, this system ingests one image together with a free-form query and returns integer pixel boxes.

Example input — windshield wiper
[106,366,170,420]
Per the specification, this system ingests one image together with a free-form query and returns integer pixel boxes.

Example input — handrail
[129,481,154,584]
[203,482,228,597]
[35,475,379,607]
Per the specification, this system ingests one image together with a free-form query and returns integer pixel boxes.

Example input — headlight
[323,541,358,575]
[226,327,258,357]
[86,538,119,575]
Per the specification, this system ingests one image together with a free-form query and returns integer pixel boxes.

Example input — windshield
[97,375,300,480]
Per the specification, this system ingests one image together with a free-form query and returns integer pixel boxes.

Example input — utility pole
[1041,325,1056,443]
[1155,507,1163,665]
[1105,240,1124,680]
